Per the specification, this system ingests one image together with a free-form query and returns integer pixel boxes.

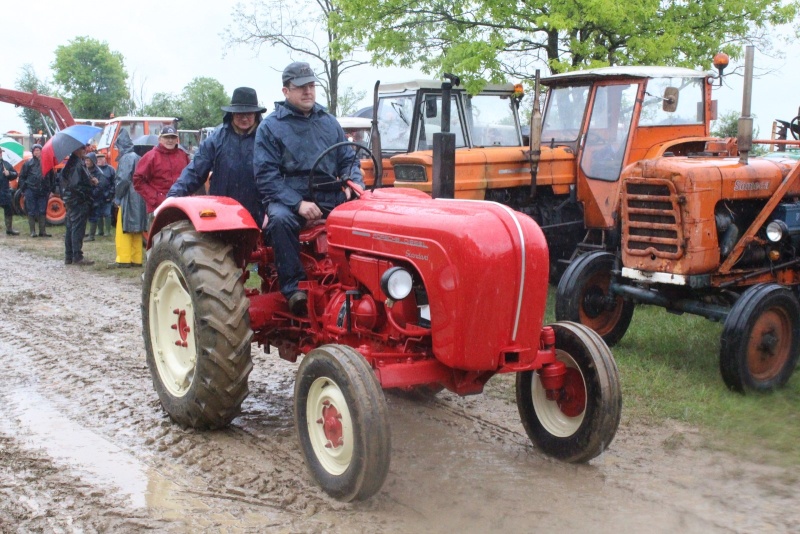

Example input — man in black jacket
[62,146,98,265]
[18,144,52,237]
[1,157,19,235]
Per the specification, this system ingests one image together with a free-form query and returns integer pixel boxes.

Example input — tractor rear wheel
[516,322,621,463]
[46,195,66,225]
[720,283,800,392]
[556,251,634,346]
[295,344,391,502]
[142,220,253,429]
[13,189,25,216]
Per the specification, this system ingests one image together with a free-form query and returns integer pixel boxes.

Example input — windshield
[542,85,590,143]
[377,95,415,152]
[639,77,705,126]
[467,94,521,147]
[97,122,118,150]
[417,94,466,150]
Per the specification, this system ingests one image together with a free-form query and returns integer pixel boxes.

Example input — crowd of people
[1,62,363,315]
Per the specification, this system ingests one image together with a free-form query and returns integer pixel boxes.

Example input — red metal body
[155,189,557,396]
[0,88,75,131]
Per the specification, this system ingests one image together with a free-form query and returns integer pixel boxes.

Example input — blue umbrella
[41,124,102,175]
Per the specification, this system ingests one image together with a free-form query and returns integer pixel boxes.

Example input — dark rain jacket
[19,156,49,193]
[133,142,189,213]
[114,130,148,233]
[0,160,18,207]
[168,114,261,222]
[85,153,109,207]
[97,162,117,203]
[253,101,363,214]
[61,153,93,211]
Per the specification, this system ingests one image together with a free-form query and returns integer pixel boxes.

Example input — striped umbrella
[0,137,24,166]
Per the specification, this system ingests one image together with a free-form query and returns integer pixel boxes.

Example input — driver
[254,61,364,316]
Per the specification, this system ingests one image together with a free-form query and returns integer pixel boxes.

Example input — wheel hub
[557,368,587,417]
[172,308,191,347]
[582,286,608,318]
[318,400,344,449]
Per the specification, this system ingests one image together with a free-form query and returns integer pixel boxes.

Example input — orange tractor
[555,46,800,392]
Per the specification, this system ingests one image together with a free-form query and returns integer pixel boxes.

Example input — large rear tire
[13,189,25,216]
[516,322,621,463]
[720,283,800,392]
[295,344,391,502]
[556,251,634,346]
[142,220,253,429]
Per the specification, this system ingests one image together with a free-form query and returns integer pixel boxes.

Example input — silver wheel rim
[306,376,354,476]
[532,351,586,437]
[148,260,197,398]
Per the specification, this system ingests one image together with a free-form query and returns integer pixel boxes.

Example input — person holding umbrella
[18,144,52,237]
[62,145,98,265]
[1,155,19,235]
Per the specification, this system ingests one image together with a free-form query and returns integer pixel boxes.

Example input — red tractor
[142,143,622,501]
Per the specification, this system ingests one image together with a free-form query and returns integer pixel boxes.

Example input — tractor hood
[326,188,550,370]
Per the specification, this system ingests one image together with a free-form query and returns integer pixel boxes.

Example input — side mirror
[425,96,438,119]
[663,87,679,113]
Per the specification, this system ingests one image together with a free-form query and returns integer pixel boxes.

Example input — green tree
[225,0,368,115]
[711,110,767,155]
[334,0,799,92]
[336,86,367,116]
[177,77,230,130]
[14,64,54,135]
[51,36,129,119]
[142,92,182,118]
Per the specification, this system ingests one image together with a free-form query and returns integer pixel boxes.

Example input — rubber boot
[97,216,105,237]
[105,216,112,237]
[4,214,18,235]
[38,214,52,237]
[28,215,37,237]
[85,222,96,241]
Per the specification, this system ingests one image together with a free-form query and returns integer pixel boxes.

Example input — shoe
[107,262,132,269]
[39,233,52,238]
[6,230,19,236]
[65,258,73,265]
[73,258,95,266]
[84,235,95,242]
[30,233,38,238]
[287,291,308,316]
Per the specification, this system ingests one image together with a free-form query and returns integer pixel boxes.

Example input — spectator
[62,146,98,266]
[1,156,19,235]
[168,87,267,223]
[83,152,106,242]
[18,144,52,237]
[133,125,189,226]
[110,130,147,268]
[94,152,116,238]
[254,62,364,315]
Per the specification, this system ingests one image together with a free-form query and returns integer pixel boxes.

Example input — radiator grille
[623,179,683,259]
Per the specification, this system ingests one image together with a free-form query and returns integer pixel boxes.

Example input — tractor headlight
[766,220,787,243]
[380,267,413,300]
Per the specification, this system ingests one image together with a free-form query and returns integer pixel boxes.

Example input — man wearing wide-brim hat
[167,87,267,224]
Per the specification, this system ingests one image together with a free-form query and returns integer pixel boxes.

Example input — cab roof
[542,66,713,86]
[378,79,517,94]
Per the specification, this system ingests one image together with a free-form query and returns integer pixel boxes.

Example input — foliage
[14,65,54,135]
[333,0,800,92]
[225,0,368,115]
[336,86,367,116]
[142,78,230,130]
[51,37,129,119]
[711,109,767,156]
[177,78,230,130]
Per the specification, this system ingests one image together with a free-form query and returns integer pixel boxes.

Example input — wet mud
[0,248,798,533]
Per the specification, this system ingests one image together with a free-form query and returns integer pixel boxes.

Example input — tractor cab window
[542,85,590,144]
[467,94,522,147]
[639,77,705,126]
[123,121,145,141]
[97,122,118,150]
[580,83,638,182]
[377,95,416,153]
[416,94,467,151]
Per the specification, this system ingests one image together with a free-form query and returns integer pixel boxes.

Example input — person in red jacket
[132,125,189,226]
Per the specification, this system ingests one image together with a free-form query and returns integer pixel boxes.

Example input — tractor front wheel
[142,220,253,429]
[516,322,621,463]
[295,344,391,502]
[720,283,800,392]
[556,251,634,346]
[46,195,66,225]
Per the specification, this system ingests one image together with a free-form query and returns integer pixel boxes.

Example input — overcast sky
[1,0,798,140]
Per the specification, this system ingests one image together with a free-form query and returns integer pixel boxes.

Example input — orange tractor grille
[622,178,684,259]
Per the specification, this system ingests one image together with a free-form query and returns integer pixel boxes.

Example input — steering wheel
[790,116,800,140]
[308,141,380,214]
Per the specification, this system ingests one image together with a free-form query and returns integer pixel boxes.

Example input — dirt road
[0,247,798,533]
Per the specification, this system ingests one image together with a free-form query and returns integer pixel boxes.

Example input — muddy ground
[0,246,798,533]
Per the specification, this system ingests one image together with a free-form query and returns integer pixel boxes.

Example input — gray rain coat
[114,130,148,233]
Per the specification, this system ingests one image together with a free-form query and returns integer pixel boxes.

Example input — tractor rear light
[766,220,787,242]
[380,267,413,300]
[199,209,217,218]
